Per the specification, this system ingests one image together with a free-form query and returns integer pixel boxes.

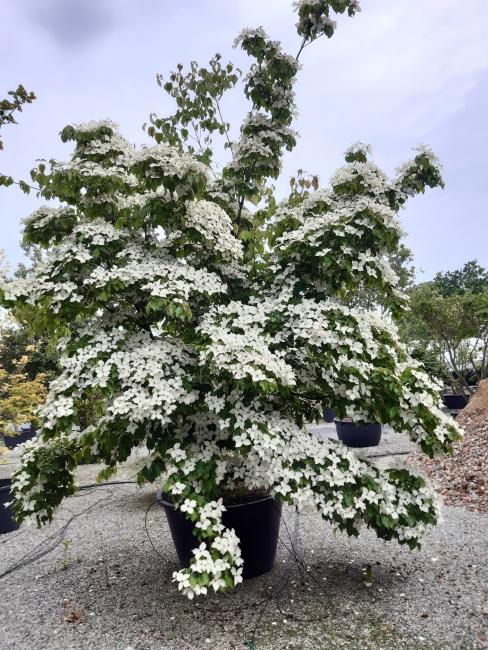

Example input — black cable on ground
[0,481,136,578]
[78,480,137,490]
[0,528,27,545]
[366,450,411,459]
[0,493,113,580]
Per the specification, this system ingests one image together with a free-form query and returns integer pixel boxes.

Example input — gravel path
[1,426,487,649]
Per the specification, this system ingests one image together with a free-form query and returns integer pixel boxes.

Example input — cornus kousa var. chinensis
[1,1,461,599]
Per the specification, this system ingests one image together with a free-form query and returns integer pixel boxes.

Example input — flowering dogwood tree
[1,1,461,599]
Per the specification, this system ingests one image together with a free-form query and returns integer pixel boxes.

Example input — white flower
[170,482,186,495]
[180,499,197,515]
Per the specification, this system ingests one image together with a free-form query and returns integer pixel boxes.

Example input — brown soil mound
[461,377,488,417]
[409,380,488,513]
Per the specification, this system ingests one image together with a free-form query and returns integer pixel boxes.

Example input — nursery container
[335,420,382,448]
[4,425,36,450]
[159,493,282,579]
[323,407,336,423]
[442,394,468,410]
[0,478,19,534]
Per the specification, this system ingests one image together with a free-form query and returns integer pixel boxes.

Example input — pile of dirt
[461,377,488,418]
[409,380,488,513]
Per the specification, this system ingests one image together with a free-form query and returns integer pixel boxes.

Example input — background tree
[433,259,488,296]
[404,281,488,395]
[0,355,46,440]
[0,317,103,432]
[0,320,59,383]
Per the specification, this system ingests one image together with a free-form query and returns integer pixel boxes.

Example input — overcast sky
[1,0,487,280]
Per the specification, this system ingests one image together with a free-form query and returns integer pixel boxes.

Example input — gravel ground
[1,426,487,650]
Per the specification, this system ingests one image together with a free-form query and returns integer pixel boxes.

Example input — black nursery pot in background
[159,494,282,580]
[0,478,19,534]
[335,420,382,448]
[442,394,468,410]
[323,407,336,423]
[4,425,36,450]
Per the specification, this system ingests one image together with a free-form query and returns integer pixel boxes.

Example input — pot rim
[157,491,276,510]
[334,419,380,425]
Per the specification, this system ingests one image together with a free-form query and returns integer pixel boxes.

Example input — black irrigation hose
[270,507,327,627]
[366,450,411,459]
[0,481,135,579]
[247,507,304,646]
[0,528,27,545]
[0,493,113,580]
[78,480,137,490]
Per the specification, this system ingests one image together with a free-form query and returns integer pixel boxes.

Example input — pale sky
[1,0,487,279]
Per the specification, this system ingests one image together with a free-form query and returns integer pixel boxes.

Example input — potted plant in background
[0,0,461,596]
[0,428,15,534]
[403,262,488,414]
[334,419,382,448]
[323,406,336,423]
[0,478,19,534]
[442,391,469,412]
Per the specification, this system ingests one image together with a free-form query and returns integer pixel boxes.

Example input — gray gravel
[1,427,487,650]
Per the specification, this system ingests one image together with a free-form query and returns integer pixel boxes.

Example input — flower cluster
[224,28,300,200]
[172,500,244,599]
[185,200,243,259]
[268,143,444,316]
[39,328,198,434]
[9,433,79,526]
[198,302,296,387]
[393,144,445,207]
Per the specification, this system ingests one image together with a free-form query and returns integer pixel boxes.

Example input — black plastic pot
[335,420,382,448]
[323,407,336,423]
[0,478,19,534]
[4,425,36,450]
[159,494,282,580]
[442,394,468,410]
